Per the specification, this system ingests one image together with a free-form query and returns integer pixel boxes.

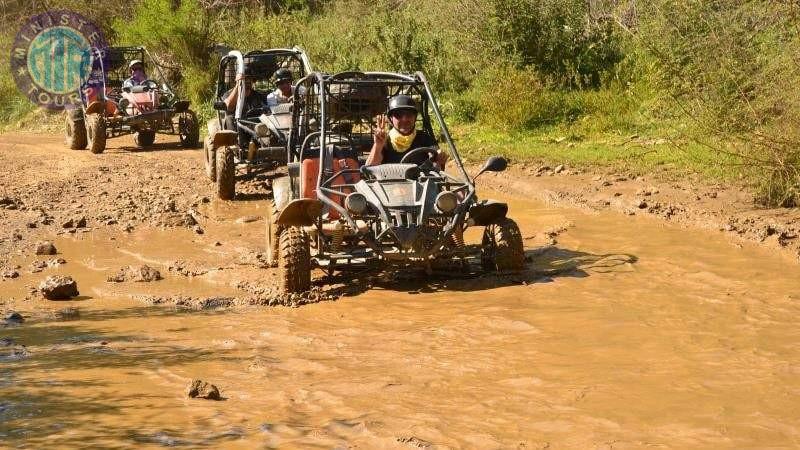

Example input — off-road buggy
[204,47,313,200]
[64,46,199,154]
[267,71,525,293]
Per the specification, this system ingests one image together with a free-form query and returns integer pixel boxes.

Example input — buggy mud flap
[212,130,237,149]
[277,199,323,226]
[85,101,105,115]
[468,200,508,226]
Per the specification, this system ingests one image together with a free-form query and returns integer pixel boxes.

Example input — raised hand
[372,114,388,148]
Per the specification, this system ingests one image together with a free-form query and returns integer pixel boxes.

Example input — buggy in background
[204,47,313,200]
[64,46,199,154]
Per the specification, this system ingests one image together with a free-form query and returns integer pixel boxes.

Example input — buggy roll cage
[288,70,475,237]
[86,46,175,107]
[214,47,313,122]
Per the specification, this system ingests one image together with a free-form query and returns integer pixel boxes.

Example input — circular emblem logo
[9,10,108,111]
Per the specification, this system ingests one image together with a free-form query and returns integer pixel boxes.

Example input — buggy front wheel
[85,113,106,154]
[65,110,87,150]
[279,226,310,294]
[481,218,525,272]
[265,197,281,267]
[134,130,156,148]
[215,145,235,200]
[179,112,200,148]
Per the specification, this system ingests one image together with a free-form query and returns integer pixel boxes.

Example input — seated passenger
[223,72,269,116]
[367,95,448,169]
[123,60,148,89]
[222,72,269,148]
[266,68,304,107]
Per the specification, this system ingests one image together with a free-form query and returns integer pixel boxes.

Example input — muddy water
[2,192,800,448]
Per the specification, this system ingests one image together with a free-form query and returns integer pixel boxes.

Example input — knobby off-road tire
[215,145,235,200]
[204,139,217,181]
[481,218,525,272]
[85,113,106,154]
[65,110,87,150]
[134,130,156,148]
[265,197,282,267]
[278,226,311,294]
[179,113,200,148]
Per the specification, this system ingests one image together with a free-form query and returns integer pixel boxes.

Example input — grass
[452,123,746,183]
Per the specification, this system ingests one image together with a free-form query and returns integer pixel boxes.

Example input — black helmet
[387,95,418,116]
[274,68,293,83]
[128,59,144,70]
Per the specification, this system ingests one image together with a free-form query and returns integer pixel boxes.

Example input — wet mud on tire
[134,130,156,148]
[215,145,235,200]
[64,111,87,150]
[481,217,525,271]
[279,226,310,293]
[85,114,106,154]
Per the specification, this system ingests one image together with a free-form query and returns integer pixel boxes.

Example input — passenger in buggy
[222,71,270,148]
[122,60,148,89]
[222,72,269,115]
[267,68,305,107]
[366,95,448,169]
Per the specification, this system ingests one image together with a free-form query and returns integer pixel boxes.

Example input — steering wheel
[243,107,267,118]
[141,79,159,90]
[400,146,439,166]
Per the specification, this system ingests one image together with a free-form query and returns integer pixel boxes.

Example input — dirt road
[2,132,800,448]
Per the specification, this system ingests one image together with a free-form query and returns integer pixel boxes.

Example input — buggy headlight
[436,191,458,213]
[254,123,269,137]
[345,193,367,214]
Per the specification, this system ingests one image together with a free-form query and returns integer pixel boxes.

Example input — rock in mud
[39,275,79,300]
[55,307,80,320]
[158,212,197,228]
[35,241,57,255]
[5,312,23,324]
[186,380,221,400]
[2,269,19,279]
[107,265,162,283]
[236,215,262,224]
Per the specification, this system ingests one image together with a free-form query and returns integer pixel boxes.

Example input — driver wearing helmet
[222,71,269,114]
[267,68,304,107]
[367,95,448,169]
[123,60,148,89]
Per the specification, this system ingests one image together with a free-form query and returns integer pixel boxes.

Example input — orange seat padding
[301,157,360,219]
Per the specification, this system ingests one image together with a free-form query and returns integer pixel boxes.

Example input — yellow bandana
[389,128,416,152]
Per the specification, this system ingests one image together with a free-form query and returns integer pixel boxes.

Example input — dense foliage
[1,0,798,205]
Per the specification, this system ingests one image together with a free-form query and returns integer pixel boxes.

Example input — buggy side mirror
[213,101,227,111]
[474,156,507,180]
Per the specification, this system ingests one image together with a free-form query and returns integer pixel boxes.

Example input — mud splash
[2,190,800,448]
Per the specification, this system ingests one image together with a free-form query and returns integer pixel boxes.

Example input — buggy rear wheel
[65,110,87,150]
[85,113,106,154]
[179,112,200,148]
[279,226,311,294]
[265,197,282,267]
[134,130,156,148]
[481,218,525,272]
[204,139,216,181]
[215,145,235,200]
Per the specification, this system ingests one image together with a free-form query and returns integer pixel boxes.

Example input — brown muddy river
[2,191,800,448]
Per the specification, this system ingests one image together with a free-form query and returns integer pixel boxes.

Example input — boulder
[107,265,162,283]
[4,312,23,324]
[39,276,79,300]
[35,241,57,255]
[186,380,221,400]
